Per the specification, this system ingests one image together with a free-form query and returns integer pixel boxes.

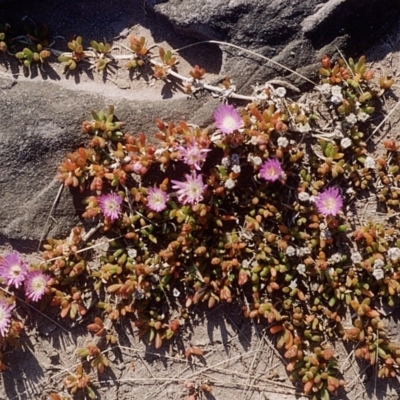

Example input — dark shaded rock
[148,0,400,92]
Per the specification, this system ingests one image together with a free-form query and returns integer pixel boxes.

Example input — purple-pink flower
[0,253,28,288]
[259,159,283,182]
[171,173,207,205]
[214,104,242,134]
[315,187,343,216]
[98,193,123,221]
[147,186,169,212]
[0,299,14,337]
[178,140,211,170]
[24,271,51,302]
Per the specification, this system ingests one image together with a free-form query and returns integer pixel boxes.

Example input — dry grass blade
[365,98,400,143]
[37,182,64,251]
[173,40,317,86]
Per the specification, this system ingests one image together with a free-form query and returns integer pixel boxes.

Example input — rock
[148,0,400,92]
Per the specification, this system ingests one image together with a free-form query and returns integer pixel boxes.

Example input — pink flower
[147,186,169,212]
[259,159,283,182]
[0,253,28,288]
[315,187,343,216]
[24,271,51,302]
[0,299,14,337]
[178,140,210,170]
[171,173,207,205]
[98,193,123,221]
[214,104,242,134]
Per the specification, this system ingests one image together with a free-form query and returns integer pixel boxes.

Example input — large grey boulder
[148,0,400,91]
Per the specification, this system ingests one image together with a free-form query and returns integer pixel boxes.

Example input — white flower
[330,86,343,104]
[224,178,236,189]
[328,253,342,264]
[251,156,262,166]
[250,136,258,145]
[286,246,296,257]
[274,87,287,98]
[340,137,352,149]
[387,247,400,262]
[277,137,289,148]
[296,247,311,257]
[373,259,385,269]
[289,279,298,290]
[296,264,306,274]
[298,123,311,133]
[350,252,362,264]
[231,165,241,173]
[127,248,138,259]
[221,157,230,167]
[298,192,310,202]
[331,95,343,104]
[364,156,376,169]
[331,86,342,96]
[357,112,370,122]
[372,268,385,281]
[242,259,250,269]
[316,83,331,96]
[345,113,357,126]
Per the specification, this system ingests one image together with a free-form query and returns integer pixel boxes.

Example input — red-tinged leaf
[87,324,101,332]
[270,324,284,334]
[60,304,70,319]
[303,379,314,394]
[184,348,192,358]
[284,345,298,359]
[284,330,294,350]
[190,346,203,356]
[107,283,123,293]
[169,318,180,332]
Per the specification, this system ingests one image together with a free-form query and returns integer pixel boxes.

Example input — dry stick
[338,341,367,397]
[346,363,371,390]
[365,98,400,144]
[171,350,297,391]
[117,345,287,387]
[242,331,267,400]
[173,40,317,86]
[38,182,64,251]
[92,377,296,393]
[141,332,251,400]
[134,349,163,393]
[223,309,269,398]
